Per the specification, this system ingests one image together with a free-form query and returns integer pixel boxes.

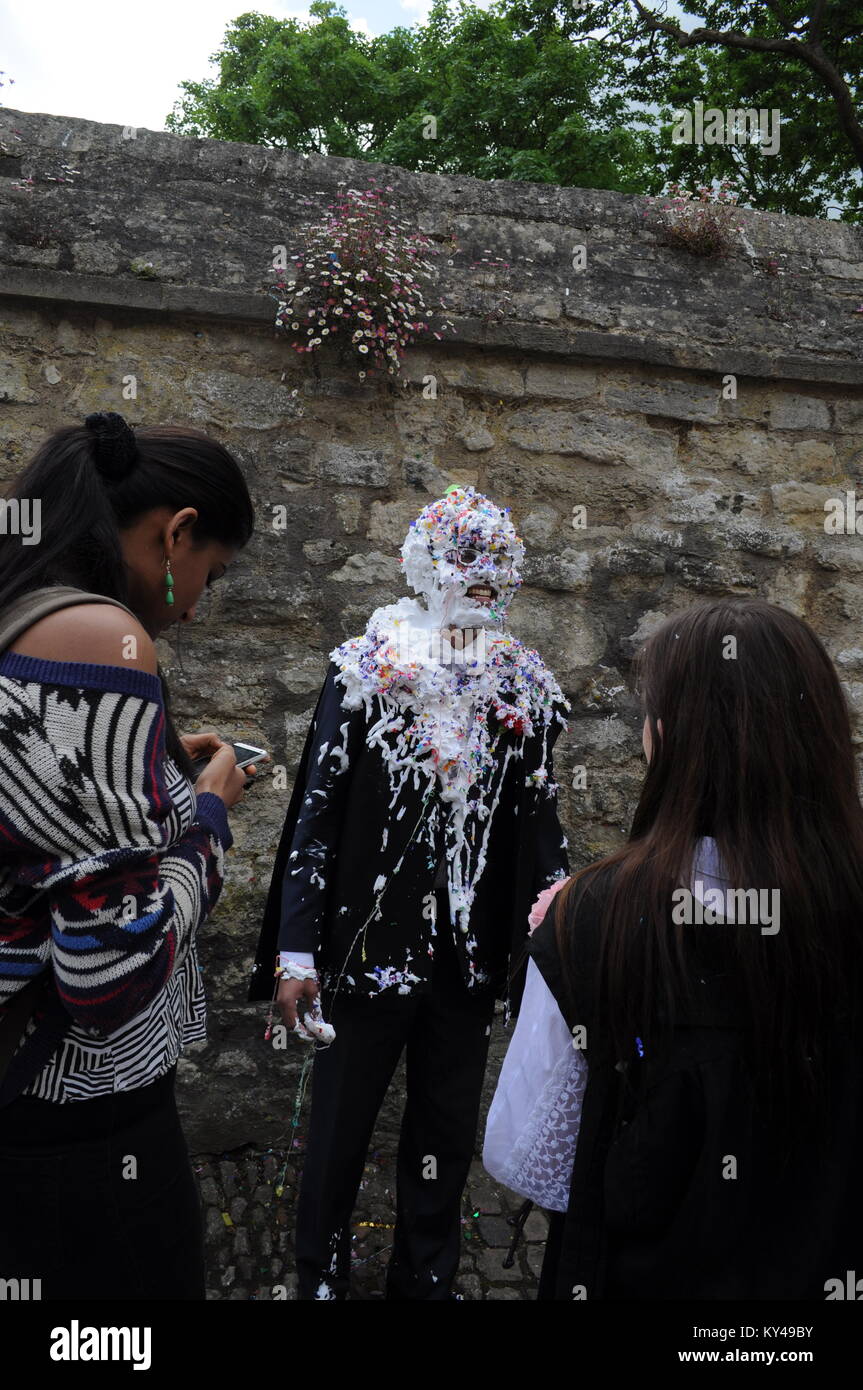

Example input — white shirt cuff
[279,950,315,969]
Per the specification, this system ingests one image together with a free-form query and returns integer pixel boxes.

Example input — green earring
[164,559,174,606]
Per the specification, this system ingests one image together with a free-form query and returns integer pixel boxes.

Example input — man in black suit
[250,484,569,1298]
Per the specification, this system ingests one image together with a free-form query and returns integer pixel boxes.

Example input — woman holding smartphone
[0,410,255,1299]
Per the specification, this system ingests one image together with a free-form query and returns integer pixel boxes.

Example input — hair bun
[84,410,139,481]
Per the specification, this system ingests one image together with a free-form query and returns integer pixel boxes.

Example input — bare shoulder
[8,603,158,675]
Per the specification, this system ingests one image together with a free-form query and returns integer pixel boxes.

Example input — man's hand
[277,975,320,1031]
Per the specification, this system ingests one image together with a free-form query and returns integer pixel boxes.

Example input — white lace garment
[482,954,587,1211]
[483,837,727,1211]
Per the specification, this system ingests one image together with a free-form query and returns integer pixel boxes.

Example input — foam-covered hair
[400,485,524,604]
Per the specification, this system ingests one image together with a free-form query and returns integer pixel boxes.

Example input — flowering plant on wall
[272,184,456,383]
[644,180,743,256]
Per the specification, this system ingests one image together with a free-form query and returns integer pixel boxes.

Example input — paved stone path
[195,1148,547,1299]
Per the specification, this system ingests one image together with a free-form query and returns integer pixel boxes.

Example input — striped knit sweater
[0,650,233,1104]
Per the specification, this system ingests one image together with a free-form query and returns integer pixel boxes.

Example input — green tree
[165,0,657,192]
[508,0,863,219]
[165,5,384,154]
[166,1,861,217]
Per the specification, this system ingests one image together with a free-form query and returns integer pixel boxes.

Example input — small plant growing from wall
[644,180,743,257]
[467,251,539,342]
[756,249,794,322]
[470,253,514,312]
[271,183,455,384]
[3,205,58,248]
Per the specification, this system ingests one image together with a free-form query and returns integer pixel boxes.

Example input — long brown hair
[552,598,863,1147]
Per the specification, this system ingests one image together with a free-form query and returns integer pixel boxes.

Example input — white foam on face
[328,487,570,960]
[399,485,525,630]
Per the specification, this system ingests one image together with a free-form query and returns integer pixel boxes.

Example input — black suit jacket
[249,661,569,1008]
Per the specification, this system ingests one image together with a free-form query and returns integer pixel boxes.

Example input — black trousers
[296,899,497,1299]
[0,1063,205,1300]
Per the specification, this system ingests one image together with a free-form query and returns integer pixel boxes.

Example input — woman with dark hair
[0,411,255,1299]
[485,597,863,1299]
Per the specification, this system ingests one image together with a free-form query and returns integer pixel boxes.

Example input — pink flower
[527,875,569,934]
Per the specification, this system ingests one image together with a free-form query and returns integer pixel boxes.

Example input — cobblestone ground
[195,1148,547,1300]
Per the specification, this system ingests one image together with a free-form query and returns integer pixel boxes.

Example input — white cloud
[400,0,494,11]
[0,0,380,130]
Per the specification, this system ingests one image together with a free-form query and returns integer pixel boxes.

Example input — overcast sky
[0,0,703,133]
[0,0,457,130]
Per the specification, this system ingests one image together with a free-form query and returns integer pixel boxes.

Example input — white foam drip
[330,595,569,941]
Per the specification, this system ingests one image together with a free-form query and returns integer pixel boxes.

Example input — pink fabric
[527,874,570,934]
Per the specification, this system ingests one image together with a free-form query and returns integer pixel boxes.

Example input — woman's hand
[182,731,264,808]
[180,731,224,761]
[194,742,250,810]
[181,732,266,782]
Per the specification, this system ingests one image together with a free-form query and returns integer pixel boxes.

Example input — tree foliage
[511,0,863,218]
[165,0,656,193]
[165,0,863,219]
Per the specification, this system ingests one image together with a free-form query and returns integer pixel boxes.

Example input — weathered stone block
[519,504,563,546]
[770,481,839,516]
[720,522,805,558]
[440,361,524,397]
[568,715,636,764]
[512,595,606,671]
[770,395,832,431]
[329,550,401,584]
[457,421,496,451]
[303,538,347,565]
[505,409,677,468]
[601,543,667,576]
[0,361,36,404]
[814,539,863,573]
[314,443,392,486]
[688,427,835,477]
[270,435,315,483]
[185,369,300,429]
[605,379,720,422]
[834,400,863,434]
[368,499,426,545]
[527,547,593,592]
[524,364,597,400]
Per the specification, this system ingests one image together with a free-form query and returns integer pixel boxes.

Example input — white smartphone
[232,741,268,771]
[191,741,269,778]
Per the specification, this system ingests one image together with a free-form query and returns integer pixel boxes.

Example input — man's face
[438,537,521,627]
[400,490,524,629]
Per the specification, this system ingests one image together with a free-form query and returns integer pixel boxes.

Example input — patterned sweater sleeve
[0,655,233,1035]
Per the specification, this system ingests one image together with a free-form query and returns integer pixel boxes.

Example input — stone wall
[2,106,863,1150]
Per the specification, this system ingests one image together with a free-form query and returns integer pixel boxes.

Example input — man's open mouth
[466,584,496,605]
